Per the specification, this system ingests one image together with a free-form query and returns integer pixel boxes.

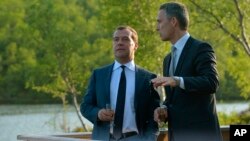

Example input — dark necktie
[169,46,176,76]
[113,65,126,140]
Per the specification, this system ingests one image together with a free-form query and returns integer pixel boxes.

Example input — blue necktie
[113,65,126,140]
[169,46,176,76]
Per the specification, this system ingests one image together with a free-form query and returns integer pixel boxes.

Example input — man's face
[156,9,174,41]
[113,29,137,63]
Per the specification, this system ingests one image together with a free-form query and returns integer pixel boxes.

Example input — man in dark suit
[151,2,223,141]
[80,26,160,141]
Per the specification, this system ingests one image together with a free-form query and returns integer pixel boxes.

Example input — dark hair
[159,2,189,30]
[115,26,138,46]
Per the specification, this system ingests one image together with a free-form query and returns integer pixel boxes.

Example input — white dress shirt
[110,60,138,133]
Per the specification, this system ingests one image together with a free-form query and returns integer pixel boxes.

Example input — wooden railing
[17,126,229,141]
[17,132,93,141]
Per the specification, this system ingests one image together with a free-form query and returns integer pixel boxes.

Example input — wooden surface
[17,135,89,141]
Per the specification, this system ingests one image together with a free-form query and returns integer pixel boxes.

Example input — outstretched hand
[151,76,177,88]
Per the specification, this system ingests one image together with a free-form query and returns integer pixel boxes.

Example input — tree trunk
[61,95,69,132]
[63,77,89,131]
[72,93,88,131]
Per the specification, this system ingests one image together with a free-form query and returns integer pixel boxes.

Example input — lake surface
[0,104,93,141]
[0,102,249,141]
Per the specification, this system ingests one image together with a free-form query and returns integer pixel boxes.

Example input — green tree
[0,0,42,103]
[23,0,92,131]
[187,0,250,99]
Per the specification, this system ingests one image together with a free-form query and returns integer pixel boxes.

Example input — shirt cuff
[173,76,185,89]
[179,77,185,89]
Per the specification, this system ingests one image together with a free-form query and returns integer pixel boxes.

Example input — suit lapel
[104,63,114,104]
[174,37,193,75]
[134,66,145,110]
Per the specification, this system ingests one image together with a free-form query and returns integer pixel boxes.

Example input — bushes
[218,108,250,125]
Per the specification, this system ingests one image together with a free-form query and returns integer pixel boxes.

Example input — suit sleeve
[80,70,100,124]
[183,42,219,94]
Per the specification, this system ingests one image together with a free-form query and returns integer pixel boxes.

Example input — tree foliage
[186,0,250,99]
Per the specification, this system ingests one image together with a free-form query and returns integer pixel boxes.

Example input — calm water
[0,102,249,141]
[0,104,93,141]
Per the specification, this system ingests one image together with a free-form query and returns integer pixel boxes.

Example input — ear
[134,43,138,50]
[171,17,178,27]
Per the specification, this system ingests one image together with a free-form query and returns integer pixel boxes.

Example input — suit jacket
[163,37,222,141]
[80,63,160,141]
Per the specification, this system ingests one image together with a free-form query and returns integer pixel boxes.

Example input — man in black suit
[151,2,223,141]
[80,26,160,141]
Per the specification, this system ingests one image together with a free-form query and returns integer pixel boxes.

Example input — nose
[116,39,124,46]
[118,39,123,44]
[118,39,122,43]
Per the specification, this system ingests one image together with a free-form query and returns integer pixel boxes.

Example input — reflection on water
[0,104,93,141]
[0,102,249,141]
[216,102,249,114]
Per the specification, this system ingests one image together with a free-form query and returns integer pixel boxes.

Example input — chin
[161,36,170,41]
[160,36,167,41]
[161,38,168,41]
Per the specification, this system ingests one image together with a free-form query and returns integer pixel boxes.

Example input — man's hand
[98,109,115,121]
[154,107,168,122]
[151,76,177,88]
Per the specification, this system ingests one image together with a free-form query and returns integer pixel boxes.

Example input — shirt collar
[113,60,135,71]
[173,32,190,51]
